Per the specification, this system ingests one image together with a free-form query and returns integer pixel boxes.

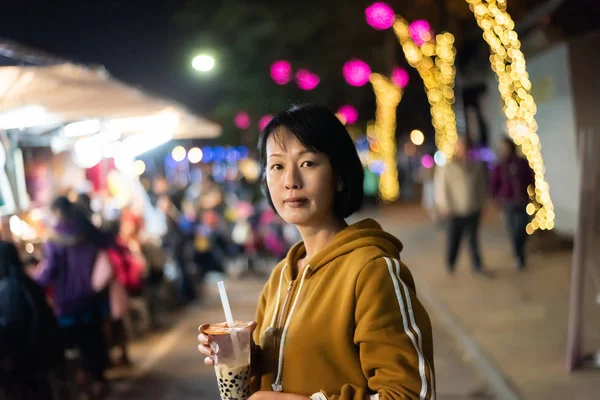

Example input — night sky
[0,0,203,111]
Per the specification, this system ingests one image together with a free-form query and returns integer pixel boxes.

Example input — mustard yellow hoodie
[252,219,435,400]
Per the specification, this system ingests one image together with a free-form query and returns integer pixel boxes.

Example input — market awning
[0,63,221,139]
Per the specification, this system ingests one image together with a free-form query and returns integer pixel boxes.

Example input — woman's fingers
[204,356,215,366]
[198,332,210,345]
[249,321,257,333]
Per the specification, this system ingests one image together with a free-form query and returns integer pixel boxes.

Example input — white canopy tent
[0,63,221,139]
[0,59,220,229]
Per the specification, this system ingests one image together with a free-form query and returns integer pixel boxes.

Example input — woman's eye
[301,161,316,167]
[270,164,283,171]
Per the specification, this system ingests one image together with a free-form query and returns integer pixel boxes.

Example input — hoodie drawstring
[264,264,288,337]
[272,265,311,392]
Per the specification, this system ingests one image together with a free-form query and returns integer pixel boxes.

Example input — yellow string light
[393,17,458,159]
[467,0,554,234]
[370,73,403,202]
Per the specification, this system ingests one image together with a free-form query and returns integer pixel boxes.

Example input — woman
[198,105,435,400]
[34,196,110,396]
[490,137,534,270]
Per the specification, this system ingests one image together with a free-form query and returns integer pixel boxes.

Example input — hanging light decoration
[234,112,251,129]
[391,67,410,88]
[370,73,403,202]
[259,114,273,131]
[467,0,554,234]
[394,17,458,160]
[409,20,433,46]
[296,69,320,90]
[337,105,359,125]
[365,2,396,31]
[270,60,293,85]
[343,59,372,87]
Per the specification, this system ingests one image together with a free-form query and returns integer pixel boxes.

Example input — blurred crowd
[0,173,299,400]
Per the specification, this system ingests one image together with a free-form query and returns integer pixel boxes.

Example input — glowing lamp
[337,105,359,125]
[270,60,292,85]
[296,69,320,90]
[343,59,372,87]
[234,112,251,129]
[259,115,273,131]
[391,67,409,88]
[365,2,395,31]
[409,20,432,46]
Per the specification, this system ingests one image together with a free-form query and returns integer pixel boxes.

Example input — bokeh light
[202,146,213,163]
[234,112,251,129]
[468,0,554,233]
[259,114,273,131]
[188,147,203,164]
[237,146,249,159]
[192,55,215,72]
[337,105,359,125]
[434,150,447,166]
[365,2,395,30]
[212,146,225,162]
[410,129,425,146]
[270,60,292,85]
[172,146,186,162]
[404,142,417,156]
[134,160,146,176]
[296,69,320,90]
[421,154,434,168]
[370,73,403,202]
[391,67,410,88]
[394,17,458,159]
[335,113,347,125]
[343,59,372,87]
[409,20,432,46]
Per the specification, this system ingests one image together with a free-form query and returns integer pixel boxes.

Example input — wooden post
[566,129,599,371]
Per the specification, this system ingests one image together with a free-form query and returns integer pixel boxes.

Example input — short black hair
[257,104,364,219]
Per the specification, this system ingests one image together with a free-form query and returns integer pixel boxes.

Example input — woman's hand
[197,322,257,366]
[249,392,310,400]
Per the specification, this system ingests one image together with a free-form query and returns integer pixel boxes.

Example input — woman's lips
[284,197,307,207]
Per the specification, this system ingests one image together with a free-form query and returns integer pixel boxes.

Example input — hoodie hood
[283,218,403,279]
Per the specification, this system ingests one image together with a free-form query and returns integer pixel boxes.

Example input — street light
[192,54,215,72]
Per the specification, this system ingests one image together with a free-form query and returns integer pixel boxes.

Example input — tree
[174,0,559,144]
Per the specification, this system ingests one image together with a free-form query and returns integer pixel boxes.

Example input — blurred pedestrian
[33,196,110,397]
[434,136,489,275]
[490,137,535,270]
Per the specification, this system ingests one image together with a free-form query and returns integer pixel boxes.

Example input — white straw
[217,281,235,328]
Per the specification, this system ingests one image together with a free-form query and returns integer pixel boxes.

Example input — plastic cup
[202,321,253,400]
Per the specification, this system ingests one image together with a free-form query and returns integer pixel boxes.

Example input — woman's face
[265,128,336,227]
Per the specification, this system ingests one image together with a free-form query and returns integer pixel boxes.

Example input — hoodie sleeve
[318,257,435,400]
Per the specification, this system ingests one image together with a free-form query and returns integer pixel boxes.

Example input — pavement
[106,203,600,400]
